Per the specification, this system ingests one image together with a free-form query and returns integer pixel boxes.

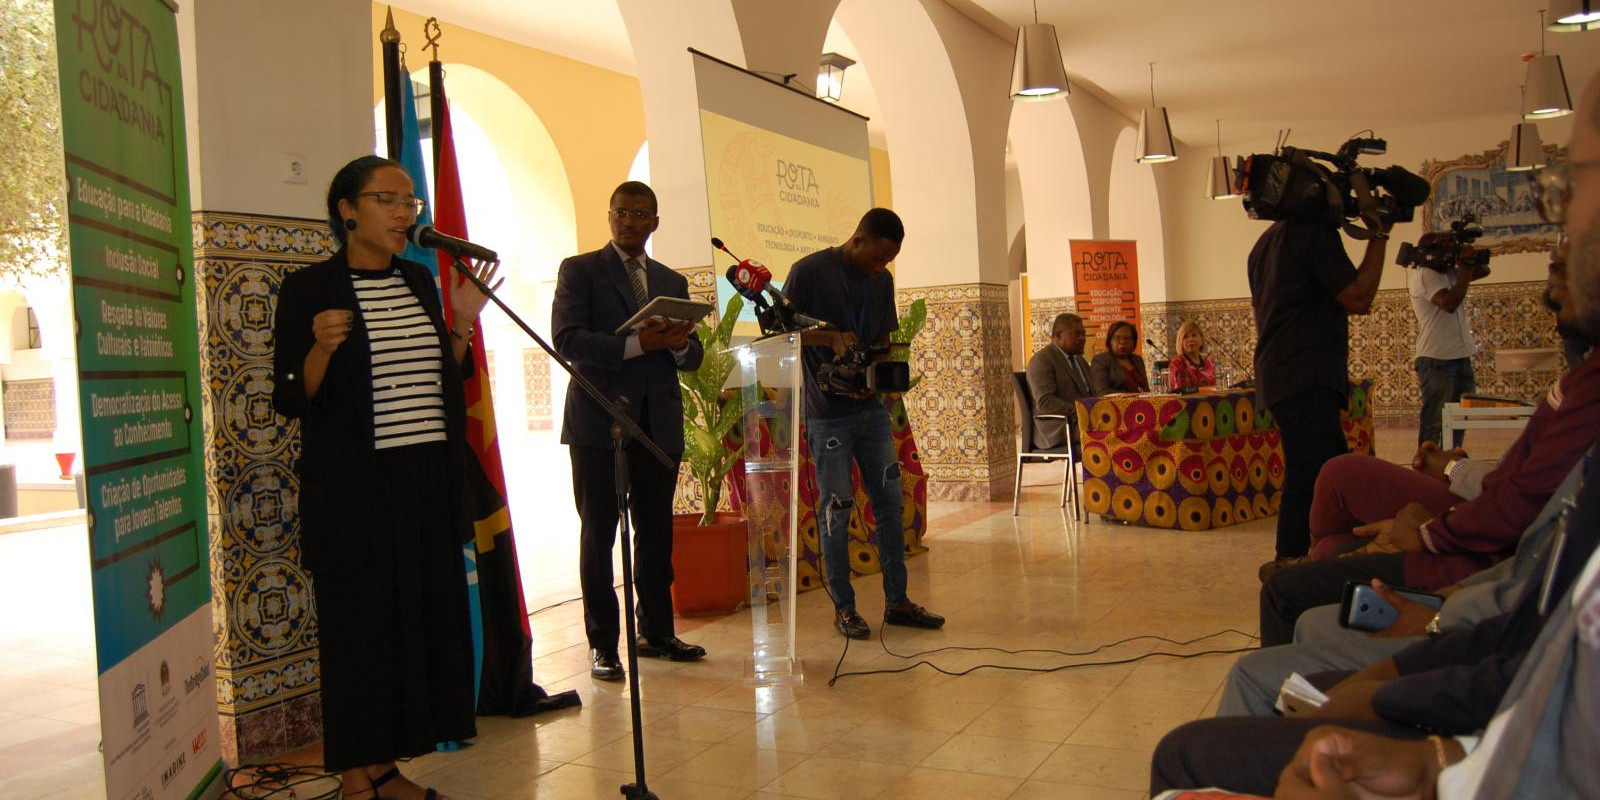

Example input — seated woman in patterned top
[1168,319,1217,390]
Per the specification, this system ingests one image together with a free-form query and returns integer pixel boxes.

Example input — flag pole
[380,7,403,160]
[425,17,445,172]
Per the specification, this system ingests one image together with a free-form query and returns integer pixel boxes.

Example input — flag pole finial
[381,7,401,44]
[425,17,443,62]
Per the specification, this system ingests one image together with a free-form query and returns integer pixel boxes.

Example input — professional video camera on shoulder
[1237,132,1432,237]
[816,340,911,395]
[1395,213,1492,274]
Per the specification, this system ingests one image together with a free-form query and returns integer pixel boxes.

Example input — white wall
[1161,111,1575,302]
[181,0,373,216]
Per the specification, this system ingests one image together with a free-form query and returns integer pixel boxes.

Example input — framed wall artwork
[1418,140,1565,255]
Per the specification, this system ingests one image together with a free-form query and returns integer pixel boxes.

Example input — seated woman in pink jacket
[1168,319,1216,390]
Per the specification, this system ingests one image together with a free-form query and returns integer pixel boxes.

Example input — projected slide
[692,51,873,322]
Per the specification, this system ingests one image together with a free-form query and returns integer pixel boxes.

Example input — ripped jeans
[806,403,907,612]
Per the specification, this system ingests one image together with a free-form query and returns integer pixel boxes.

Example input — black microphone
[1144,337,1173,368]
[1210,341,1256,389]
[408,224,498,262]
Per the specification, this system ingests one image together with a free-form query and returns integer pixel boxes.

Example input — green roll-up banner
[53,0,223,797]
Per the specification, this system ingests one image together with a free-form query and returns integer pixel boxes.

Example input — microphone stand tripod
[447,256,666,800]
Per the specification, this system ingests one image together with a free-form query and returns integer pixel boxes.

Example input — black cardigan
[271,251,490,571]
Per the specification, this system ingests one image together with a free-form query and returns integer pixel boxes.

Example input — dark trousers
[1259,553,1407,646]
[570,442,681,651]
[1150,714,1426,797]
[1415,356,1475,447]
[1271,388,1349,558]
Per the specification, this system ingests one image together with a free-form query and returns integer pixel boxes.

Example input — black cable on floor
[222,763,341,800]
[826,622,1257,686]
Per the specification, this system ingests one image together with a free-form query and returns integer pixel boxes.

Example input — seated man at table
[1089,320,1149,394]
[1025,313,1092,449]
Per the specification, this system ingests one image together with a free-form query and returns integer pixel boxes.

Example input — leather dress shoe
[884,602,945,629]
[835,608,870,639]
[590,648,624,681]
[636,635,706,662]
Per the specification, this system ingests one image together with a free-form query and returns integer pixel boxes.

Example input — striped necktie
[625,257,648,308]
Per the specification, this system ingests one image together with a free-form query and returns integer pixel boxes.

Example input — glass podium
[731,333,803,684]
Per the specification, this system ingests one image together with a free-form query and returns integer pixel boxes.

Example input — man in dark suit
[1025,312,1090,449]
[552,181,707,681]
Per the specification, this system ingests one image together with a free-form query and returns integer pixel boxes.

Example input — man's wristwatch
[1442,459,1462,480]
[1425,613,1443,637]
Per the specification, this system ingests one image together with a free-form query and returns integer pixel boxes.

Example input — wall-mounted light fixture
[817,52,855,103]
[1010,0,1069,100]
[1137,63,1177,164]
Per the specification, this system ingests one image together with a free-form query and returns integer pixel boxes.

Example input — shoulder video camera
[1396,213,1492,274]
[816,341,911,395]
[1238,136,1431,228]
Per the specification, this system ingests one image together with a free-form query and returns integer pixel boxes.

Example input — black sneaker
[835,608,870,639]
[884,602,945,629]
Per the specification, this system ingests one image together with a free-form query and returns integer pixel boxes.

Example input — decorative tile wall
[195,210,332,763]
[1029,279,1562,424]
[523,348,553,431]
[897,283,1015,501]
[1,378,55,439]
[681,265,718,307]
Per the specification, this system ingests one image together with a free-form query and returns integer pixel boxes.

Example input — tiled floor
[0,422,1521,800]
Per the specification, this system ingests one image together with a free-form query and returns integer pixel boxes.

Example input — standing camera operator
[785,208,944,640]
[1409,254,1487,448]
[1250,217,1392,580]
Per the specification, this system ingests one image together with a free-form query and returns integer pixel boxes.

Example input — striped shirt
[350,268,447,449]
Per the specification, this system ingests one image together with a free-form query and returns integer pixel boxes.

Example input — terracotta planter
[670,512,747,618]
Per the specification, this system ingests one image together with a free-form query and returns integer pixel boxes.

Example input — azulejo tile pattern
[897,283,1015,501]
[195,210,331,763]
[1033,280,1560,424]
[523,348,553,431]
[0,378,56,439]
[682,265,718,306]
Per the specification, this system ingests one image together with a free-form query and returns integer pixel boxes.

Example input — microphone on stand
[408,223,498,262]
[1144,337,1189,395]
[1210,341,1257,389]
[710,237,827,332]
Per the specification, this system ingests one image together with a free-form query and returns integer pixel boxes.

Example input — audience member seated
[1149,443,1600,798]
[1025,312,1092,450]
[1168,318,1217,390]
[1218,459,1580,718]
[1256,347,1600,645]
[1088,320,1149,394]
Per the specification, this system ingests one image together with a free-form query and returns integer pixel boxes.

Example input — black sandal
[370,767,440,800]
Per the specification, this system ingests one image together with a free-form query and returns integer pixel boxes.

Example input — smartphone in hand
[1338,581,1443,632]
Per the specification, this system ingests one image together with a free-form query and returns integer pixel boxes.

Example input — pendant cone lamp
[1207,120,1240,198]
[1549,0,1600,32]
[1137,63,1177,164]
[1010,0,1068,100]
[1524,11,1574,119]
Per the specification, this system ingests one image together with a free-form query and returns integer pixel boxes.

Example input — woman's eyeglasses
[359,191,426,216]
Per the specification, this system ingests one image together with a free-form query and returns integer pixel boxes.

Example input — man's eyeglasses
[1530,159,1600,224]
[359,191,426,216]
[610,208,656,221]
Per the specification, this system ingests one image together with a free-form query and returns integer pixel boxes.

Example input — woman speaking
[272,155,499,800]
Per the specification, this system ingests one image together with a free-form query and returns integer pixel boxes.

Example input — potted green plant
[669,294,748,616]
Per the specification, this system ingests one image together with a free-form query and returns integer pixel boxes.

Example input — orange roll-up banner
[1070,240,1141,356]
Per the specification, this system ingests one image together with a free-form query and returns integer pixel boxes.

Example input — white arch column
[834,0,1016,501]
[178,0,373,764]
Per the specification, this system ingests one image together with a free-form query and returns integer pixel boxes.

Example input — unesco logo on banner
[776,160,821,208]
[131,683,149,729]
